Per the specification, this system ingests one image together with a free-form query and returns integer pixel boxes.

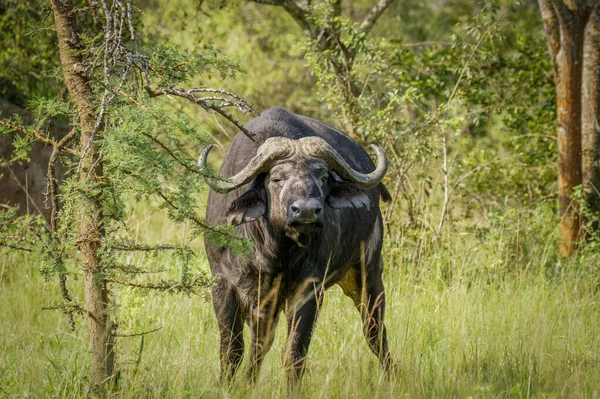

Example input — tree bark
[539,0,591,257]
[555,13,584,258]
[582,6,600,219]
[51,0,114,388]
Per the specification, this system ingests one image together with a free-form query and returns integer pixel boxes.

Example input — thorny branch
[5,166,50,227]
[144,86,258,141]
[47,127,79,331]
[153,190,248,245]
[0,120,79,156]
[117,327,162,338]
[78,0,258,159]
[2,0,258,339]
[112,264,165,274]
[0,242,33,252]
[140,131,202,173]
[48,128,78,232]
[107,242,187,252]
[105,277,206,291]
[79,0,138,171]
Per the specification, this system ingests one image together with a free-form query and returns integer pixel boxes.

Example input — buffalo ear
[226,177,267,225]
[327,180,371,210]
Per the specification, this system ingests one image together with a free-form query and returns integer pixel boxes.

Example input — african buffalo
[201,107,391,384]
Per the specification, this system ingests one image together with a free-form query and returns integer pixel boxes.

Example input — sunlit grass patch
[1,205,599,398]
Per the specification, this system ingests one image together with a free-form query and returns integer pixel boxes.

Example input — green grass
[1,205,599,398]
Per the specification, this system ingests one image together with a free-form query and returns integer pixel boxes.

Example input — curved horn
[198,138,297,193]
[299,137,388,188]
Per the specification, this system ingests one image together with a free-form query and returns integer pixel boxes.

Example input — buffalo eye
[320,175,328,184]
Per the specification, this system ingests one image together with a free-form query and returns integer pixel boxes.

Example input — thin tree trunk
[582,6,600,221]
[51,0,114,388]
[539,0,588,257]
[556,20,584,257]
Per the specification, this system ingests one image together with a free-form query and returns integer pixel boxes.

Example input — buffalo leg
[337,261,391,371]
[244,300,279,384]
[212,283,245,383]
[283,287,323,385]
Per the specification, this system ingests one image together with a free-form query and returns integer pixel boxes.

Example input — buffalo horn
[198,136,387,193]
[198,138,295,192]
[299,137,388,189]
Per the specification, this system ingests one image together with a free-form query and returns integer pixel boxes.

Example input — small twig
[0,242,33,252]
[48,128,78,232]
[58,274,76,331]
[158,59,212,71]
[112,264,165,274]
[117,327,162,338]
[187,87,258,115]
[105,278,170,289]
[42,303,86,317]
[0,120,80,157]
[399,41,453,47]
[6,167,50,231]
[154,190,247,245]
[107,243,186,251]
[140,132,199,174]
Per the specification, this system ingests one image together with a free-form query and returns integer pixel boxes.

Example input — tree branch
[140,131,201,173]
[48,128,78,232]
[539,0,561,68]
[153,190,247,245]
[249,0,312,33]
[107,242,186,252]
[0,242,33,252]
[145,86,257,141]
[104,278,205,291]
[116,327,162,338]
[46,127,80,332]
[358,0,396,34]
[0,120,79,156]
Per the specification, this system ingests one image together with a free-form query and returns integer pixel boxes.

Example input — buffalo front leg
[283,285,323,386]
[211,283,245,383]
[244,300,280,384]
[337,261,391,372]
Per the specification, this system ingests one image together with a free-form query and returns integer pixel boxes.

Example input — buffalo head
[199,137,388,247]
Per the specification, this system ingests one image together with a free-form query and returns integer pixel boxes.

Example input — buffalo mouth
[287,219,324,231]
[285,220,323,247]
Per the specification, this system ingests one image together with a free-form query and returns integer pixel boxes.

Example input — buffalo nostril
[291,205,301,214]
[314,207,322,216]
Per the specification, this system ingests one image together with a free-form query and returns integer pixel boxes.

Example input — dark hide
[205,108,391,384]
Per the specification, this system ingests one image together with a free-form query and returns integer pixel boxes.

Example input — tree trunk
[555,19,584,257]
[50,0,115,389]
[582,6,600,220]
[539,0,590,257]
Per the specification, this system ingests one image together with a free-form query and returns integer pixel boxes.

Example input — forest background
[0,0,599,397]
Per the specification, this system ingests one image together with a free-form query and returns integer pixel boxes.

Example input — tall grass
[1,202,599,398]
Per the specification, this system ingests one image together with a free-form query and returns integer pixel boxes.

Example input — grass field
[1,203,599,398]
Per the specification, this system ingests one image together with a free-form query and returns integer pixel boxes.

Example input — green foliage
[2,0,598,396]
[0,0,61,99]
[299,0,556,235]
[148,44,243,86]
[0,0,254,348]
